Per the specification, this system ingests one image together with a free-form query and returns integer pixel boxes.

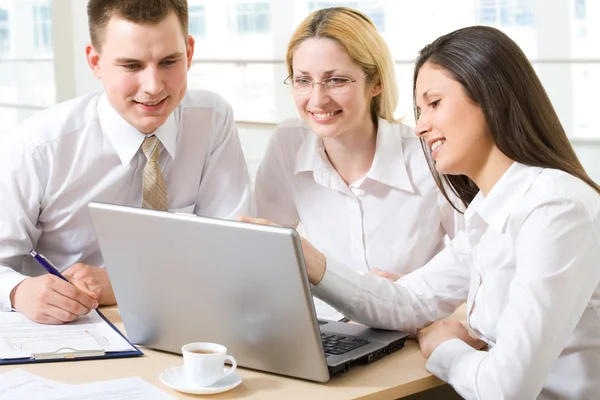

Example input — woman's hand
[369,268,404,281]
[416,320,487,359]
[238,216,327,284]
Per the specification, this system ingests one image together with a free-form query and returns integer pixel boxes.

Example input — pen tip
[29,250,37,257]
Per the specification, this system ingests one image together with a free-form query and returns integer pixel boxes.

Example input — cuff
[311,257,362,316]
[0,271,28,311]
[426,338,487,396]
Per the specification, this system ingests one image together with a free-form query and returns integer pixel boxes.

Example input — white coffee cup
[181,342,237,387]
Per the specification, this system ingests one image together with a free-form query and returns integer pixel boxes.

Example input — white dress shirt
[0,90,251,311]
[255,117,462,275]
[314,162,600,399]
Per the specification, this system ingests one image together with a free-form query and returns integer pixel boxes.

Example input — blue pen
[29,250,69,282]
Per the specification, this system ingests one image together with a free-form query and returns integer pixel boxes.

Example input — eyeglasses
[284,75,358,95]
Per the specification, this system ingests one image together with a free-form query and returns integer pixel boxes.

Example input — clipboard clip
[32,347,106,360]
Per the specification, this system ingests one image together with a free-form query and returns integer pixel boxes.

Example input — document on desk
[32,377,175,400]
[0,310,135,360]
[0,369,69,399]
[313,296,345,322]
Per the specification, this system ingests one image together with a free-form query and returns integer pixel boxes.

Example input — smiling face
[86,12,194,134]
[290,38,381,140]
[414,62,496,177]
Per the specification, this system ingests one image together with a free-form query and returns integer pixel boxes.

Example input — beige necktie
[141,135,168,211]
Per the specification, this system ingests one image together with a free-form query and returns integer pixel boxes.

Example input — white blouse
[254,117,462,275]
[314,162,600,399]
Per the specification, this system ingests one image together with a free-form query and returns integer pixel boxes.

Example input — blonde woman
[252,7,461,281]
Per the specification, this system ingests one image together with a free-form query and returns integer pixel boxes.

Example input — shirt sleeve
[426,197,600,400]
[195,101,252,219]
[0,136,44,311]
[312,230,471,335]
[253,129,299,228]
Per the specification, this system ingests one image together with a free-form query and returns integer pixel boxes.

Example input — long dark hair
[413,26,600,211]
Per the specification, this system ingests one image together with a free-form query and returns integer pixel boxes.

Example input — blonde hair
[286,7,399,123]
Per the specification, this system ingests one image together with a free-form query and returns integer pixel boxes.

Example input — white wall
[51,0,100,102]
[573,141,600,183]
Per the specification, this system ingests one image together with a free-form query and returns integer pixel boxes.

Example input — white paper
[33,377,175,400]
[0,310,135,359]
[313,297,345,322]
[0,368,68,399]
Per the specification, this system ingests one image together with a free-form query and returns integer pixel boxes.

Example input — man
[0,0,251,324]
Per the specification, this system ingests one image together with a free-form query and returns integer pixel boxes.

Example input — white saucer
[159,366,242,395]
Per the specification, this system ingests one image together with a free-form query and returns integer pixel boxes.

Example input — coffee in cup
[181,342,237,387]
[190,349,217,355]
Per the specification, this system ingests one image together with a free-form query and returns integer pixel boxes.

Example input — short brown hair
[87,0,189,50]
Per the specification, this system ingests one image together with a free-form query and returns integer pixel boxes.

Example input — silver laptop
[88,202,408,382]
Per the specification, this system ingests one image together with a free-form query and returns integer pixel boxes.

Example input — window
[575,0,585,20]
[1,0,598,142]
[235,2,270,35]
[308,1,358,9]
[308,1,385,32]
[32,3,52,54]
[502,1,533,26]
[366,7,385,32]
[0,8,9,57]
[476,0,534,27]
[0,0,55,133]
[477,2,497,24]
[189,5,206,38]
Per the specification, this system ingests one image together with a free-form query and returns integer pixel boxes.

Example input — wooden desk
[0,307,456,399]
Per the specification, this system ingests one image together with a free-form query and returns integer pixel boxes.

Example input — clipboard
[0,310,143,365]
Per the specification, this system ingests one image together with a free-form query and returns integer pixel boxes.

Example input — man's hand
[10,275,98,324]
[369,268,404,282]
[416,320,487,359]
[63,263,116,305]
[237,216,327,285]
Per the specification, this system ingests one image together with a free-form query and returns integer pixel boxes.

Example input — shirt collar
[365,119,415,193]
[295,130,329,174]
[465,162,544,232]
[294,132,346,191]
[97,93,178,165]
[294,118,415,193]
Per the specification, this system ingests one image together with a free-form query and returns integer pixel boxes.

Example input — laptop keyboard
[320,333,369,356]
